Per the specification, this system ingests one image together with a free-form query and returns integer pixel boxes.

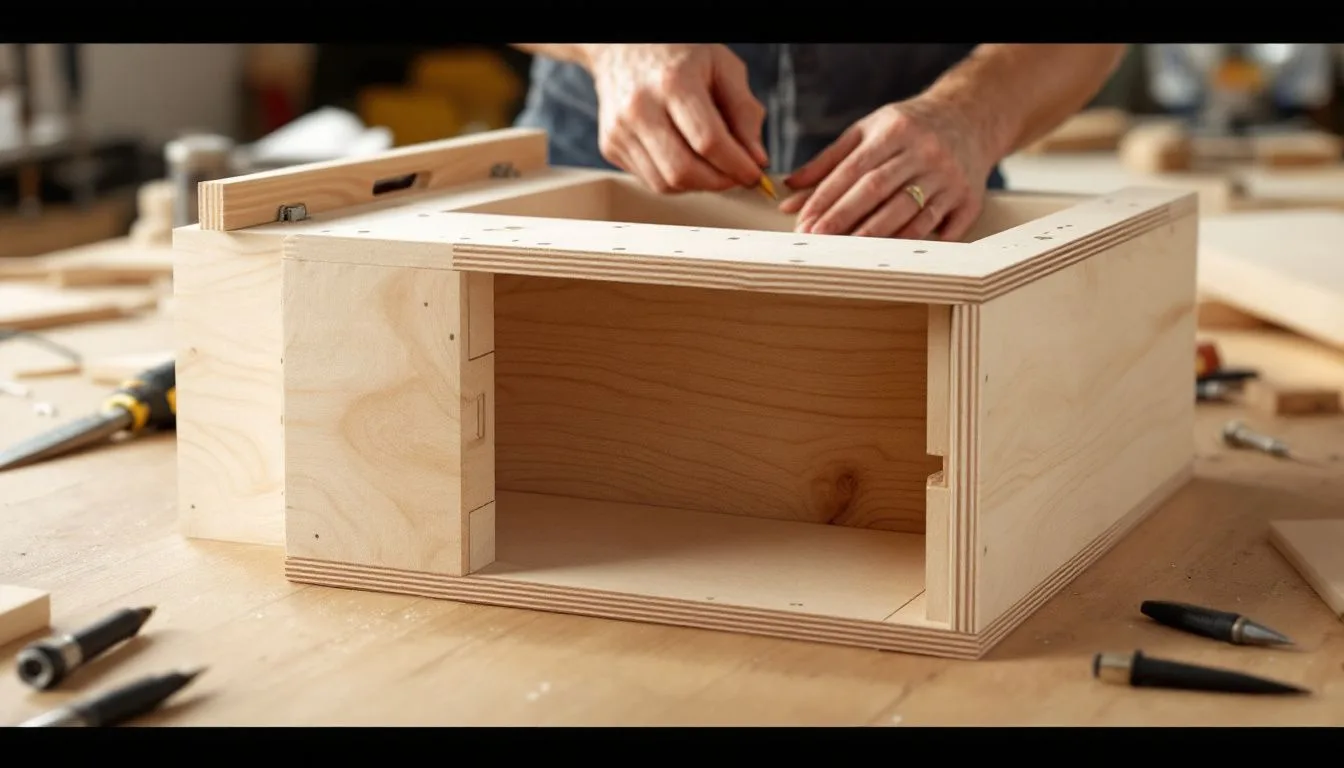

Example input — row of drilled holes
[326,219,933,268]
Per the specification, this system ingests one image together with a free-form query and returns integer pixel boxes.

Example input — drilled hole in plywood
[1035,235,1053,240]
[504,225,524,230]
[320,229,331,233]
[357,230,369,234]
[690,229,700,232]
[537,242,551,246]
[789,259,805,263]
[793,242,807,246]
[613,247,626,251]
[460,237,471,240]
[673,250,683,253]
[613,224,627,228]
[511,239,520,243]
[728,236,740,240]
[914,249,927,254]
[878,263,889,267]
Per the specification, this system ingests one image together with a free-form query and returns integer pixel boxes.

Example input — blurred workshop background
[3,43,1344,258]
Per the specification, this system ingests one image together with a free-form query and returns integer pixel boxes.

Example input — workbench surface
[1,312,1341,726]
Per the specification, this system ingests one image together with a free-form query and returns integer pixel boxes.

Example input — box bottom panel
[286,491,985,658]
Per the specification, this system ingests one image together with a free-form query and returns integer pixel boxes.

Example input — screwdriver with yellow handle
[0,360,176,472]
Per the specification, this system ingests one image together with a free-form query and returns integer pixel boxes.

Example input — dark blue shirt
[514,44,1006,189]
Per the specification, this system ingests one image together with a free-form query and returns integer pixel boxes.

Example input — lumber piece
[1269,520,1344,621]
[0,284,157,332]
[0,585,50,646]
[1198,210,1344,352]
[1243,378,1341,416]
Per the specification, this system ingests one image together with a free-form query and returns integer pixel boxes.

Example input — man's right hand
[584,44,769,194]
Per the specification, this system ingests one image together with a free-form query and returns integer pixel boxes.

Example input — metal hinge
[489,162,521,179]
[276,203,309,222]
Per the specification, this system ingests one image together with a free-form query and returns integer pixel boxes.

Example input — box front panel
[282,252,484,576]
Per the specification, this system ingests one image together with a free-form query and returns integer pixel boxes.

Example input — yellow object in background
[357,87,463,147]
[357,48,524,147]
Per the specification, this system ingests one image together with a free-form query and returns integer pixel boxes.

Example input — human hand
[587,44,769,194]
[778,97,994,241]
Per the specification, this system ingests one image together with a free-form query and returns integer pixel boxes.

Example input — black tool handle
[105,360,177,433]
[1130,651,1305,695]
[74,671,195,727]
[73,607,151,661]
[1140,600,1237,643]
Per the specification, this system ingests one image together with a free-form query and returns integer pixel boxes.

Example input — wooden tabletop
[1,312,1341,726]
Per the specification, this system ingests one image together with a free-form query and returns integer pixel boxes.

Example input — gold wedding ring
[905,184,926,210]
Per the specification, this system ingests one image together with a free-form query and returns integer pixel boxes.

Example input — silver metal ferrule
[16,634,83,689]
[1092,652,1134,686]
[18,706,89,727]
[1230,615,1248,644]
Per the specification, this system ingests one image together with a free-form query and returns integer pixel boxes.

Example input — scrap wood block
[0,283,158,332]
[1198,209,1344,352]
[1269,519,1344,621]
[1244,378,1341,416]
[0,585,51,646]
[173,127,1199,659]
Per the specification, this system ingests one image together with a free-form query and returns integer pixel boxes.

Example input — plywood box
[172,128,1199,659]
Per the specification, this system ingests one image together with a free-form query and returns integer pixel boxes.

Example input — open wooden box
[173,128,1198,659]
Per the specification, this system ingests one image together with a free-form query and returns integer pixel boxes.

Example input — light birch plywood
[1198,209,1344,352]
[177,128,1199,659]
[1269,519,1344,621]
[0,585,50,646]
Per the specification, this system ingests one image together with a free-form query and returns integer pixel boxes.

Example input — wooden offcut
[1270,520,1344,621]
[1199,210,1344,352]
[0,585,50,646]
[173,128,1199,658]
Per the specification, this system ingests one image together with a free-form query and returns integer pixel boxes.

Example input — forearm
[509,44,604,71]
[921,44,1129,161]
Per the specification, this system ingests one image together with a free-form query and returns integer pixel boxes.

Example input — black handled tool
[1093,650,1308,695]
[18,667,205,727]
[1141,600,1293,647]
[0,360,176,472]
[17,606,155,690]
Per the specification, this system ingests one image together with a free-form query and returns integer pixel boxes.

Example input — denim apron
[514,44,1007,190]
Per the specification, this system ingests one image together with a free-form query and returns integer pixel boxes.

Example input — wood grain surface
[0,314,1341,726]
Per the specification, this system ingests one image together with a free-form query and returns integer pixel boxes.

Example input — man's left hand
[778,97,994,241]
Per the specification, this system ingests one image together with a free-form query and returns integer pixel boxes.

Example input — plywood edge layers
[200,128,549,231]
[274,186,1195,306]
[283,557,982,659]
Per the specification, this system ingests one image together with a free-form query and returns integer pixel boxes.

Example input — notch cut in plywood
[1269,519,1344,621]
[1198,210,1344,351]
[0,585,51,646]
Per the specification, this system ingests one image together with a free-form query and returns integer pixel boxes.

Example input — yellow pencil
[755,175,778,200]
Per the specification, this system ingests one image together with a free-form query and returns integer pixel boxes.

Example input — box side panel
[172,227,286,546]
[494,275,939,532]
[972,212,1198,631]
[283,241,487,576]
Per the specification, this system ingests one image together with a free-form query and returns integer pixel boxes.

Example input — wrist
[916,87,1020,166]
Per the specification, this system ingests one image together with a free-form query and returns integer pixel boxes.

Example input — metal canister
[165,134,236,227]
